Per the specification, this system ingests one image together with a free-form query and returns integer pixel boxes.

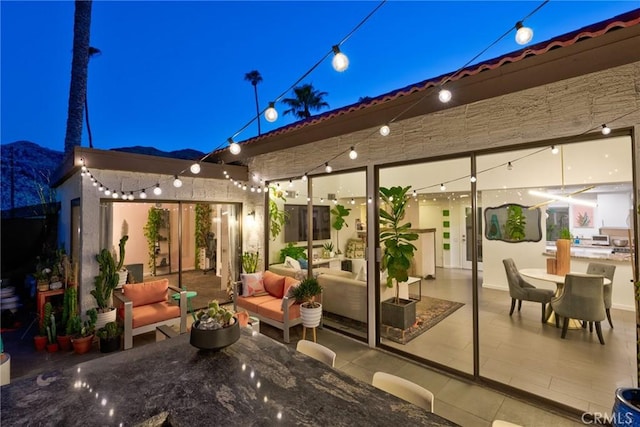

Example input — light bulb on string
[333,199,338,205]
[368,197,372,204]
[438,88,452,103]
[257,187,262,193]
[440,183,446,191]
[250,186,255,192]
[349,147,358,160]
[507,162,513,171]
[325,163,332,173]
[242,184,247,190]
[92,181,98,187]
[98,184,104,191]
[153,184,162,196]
[470,176,477,183]
[551,146,559,154]
[350,198,355,205]
[412,190,417,198]
[140,189,147,199]
[302,173,308,181]
[379,125,390,136]
[190,163,201,174]
[515,21,533,45]
[288,179,293,187]
[104,188,111,196]
[128,192,135,201]
[601,124,611,135]
[112,191,119,199]
[173,175,183,188]
[265,102,278,122]
[228,137,241,155]
[90,175,95,182]
[331,45,349,72]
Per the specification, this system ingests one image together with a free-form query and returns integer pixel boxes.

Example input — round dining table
[519,268,611,329]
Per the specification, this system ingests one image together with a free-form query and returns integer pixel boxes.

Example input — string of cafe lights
[80,0,388,199]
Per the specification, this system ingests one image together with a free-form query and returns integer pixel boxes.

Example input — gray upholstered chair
[550,273,606,345]
[586,263,616,328]
[502,259,554,322]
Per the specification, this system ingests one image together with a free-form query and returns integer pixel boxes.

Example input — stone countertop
[1,328,459,426]
[543,248,631,262]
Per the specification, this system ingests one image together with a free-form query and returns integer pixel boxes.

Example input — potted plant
[379,186,419,330]
[45,307,58,353]
[241,251,259,273]
[278,243,307,264]
[505,204,526,241]
[556,227,572,276]
[91,235,128,329]
[330,204,351,255]
[56,286,77,351]
[190,300,240,350]
[97,321,122,353]
[70,308,97,355]
[291,278,323,328]
[322,242,335,258]
[195,203,212,270]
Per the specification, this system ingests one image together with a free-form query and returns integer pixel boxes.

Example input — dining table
[519,268,611,329]
[1,325,460,426]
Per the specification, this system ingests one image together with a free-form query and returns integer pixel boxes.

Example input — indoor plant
[190,300,240,350]
[279,243,307,264]
[505,204,526,241]
[91,235,128,328]
[195,203,212,270]
[57,286,78,351]
[322,241,335,258]
[97,321,122,353]
[379,186,419,330]
[556,227,572,276]
[291,277,323,328]
[330,204,351,255]
[269,186,289,240]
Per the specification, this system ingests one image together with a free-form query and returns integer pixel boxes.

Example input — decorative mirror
[484,203,542,243]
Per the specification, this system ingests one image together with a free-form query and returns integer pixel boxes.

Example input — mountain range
[1,141,204,213]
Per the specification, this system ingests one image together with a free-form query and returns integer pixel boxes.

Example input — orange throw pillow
[263,271,286,298]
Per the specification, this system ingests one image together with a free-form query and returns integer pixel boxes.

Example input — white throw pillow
[284,256,301,271]
[356,266,367,282]
[241,272,264,297]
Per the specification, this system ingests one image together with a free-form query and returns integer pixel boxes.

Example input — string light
[228,137,241,155]
[128,192,135,200]
[140,189,147,199]
[368,197,372,204]
[104,188,111,196]
[112,191,119,199]
[438,88,452,103]
[470,176,477,183]
[379,125,390,136]
[331,45,349,72]
[507,162,513,171]
[302,173,308,181]
[265,102,278,122]
[250,186,255,192]
[349,147,358,160]
[551,145,559,154]
[325,163,332,173]
[190,163,201,174]
[98,184,104,191]
[601,124,611,135]
[440,183,446,191]
[173,175,183,188]
[153,184,162,196]
[92,181,98,187]
[515,21,534,45]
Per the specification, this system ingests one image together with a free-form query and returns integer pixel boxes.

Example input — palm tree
[85,46,101,148]
[64,0,93,155]
[244,70,263,135]
[281,84,329,119]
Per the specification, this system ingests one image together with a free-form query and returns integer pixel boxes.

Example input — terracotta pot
[56,335,72,352]
[37,280,49,292]
[46,343,59,353]
[33,335,47,351]
[71,335,94,355]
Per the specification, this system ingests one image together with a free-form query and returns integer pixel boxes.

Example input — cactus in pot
[91,235,128,313]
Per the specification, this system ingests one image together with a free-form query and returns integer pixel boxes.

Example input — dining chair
[372,371,434,412]
[586,263,616,328]
[503,259,554,322]
[296,340,336,368]
[550,273,606,345]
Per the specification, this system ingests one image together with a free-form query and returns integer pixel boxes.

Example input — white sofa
[269,263,352,280]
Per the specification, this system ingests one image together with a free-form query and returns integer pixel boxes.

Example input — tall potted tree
[330,204,351,255]
[291,278,323,330]
[379,186,419,330]
[91,235,128,329]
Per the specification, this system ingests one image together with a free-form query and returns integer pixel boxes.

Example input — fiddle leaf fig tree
[269,186,289,241]
[330,204,351,254]
[379,186,419,303]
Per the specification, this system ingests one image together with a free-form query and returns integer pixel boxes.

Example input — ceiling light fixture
[601,124,611,135]
[438,88,452,103]
[331,45,349,72]
[264,102,278,122]
[515,21,533,45]
[349,147,358,160]
[228,137,241,155]
[379,125,390,136]
[190,163,201,174]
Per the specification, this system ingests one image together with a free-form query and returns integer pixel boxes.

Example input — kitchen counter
[544,244,631,262]
[0,327,458,426]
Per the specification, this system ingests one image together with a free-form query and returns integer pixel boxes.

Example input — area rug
[323,296,465,345]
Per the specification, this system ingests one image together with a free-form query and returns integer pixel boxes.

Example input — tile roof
[214,8,640,156]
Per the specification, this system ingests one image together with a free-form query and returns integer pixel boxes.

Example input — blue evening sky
[1,1,637,155]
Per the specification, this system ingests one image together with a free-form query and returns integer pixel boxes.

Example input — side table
[172,290,198,322]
